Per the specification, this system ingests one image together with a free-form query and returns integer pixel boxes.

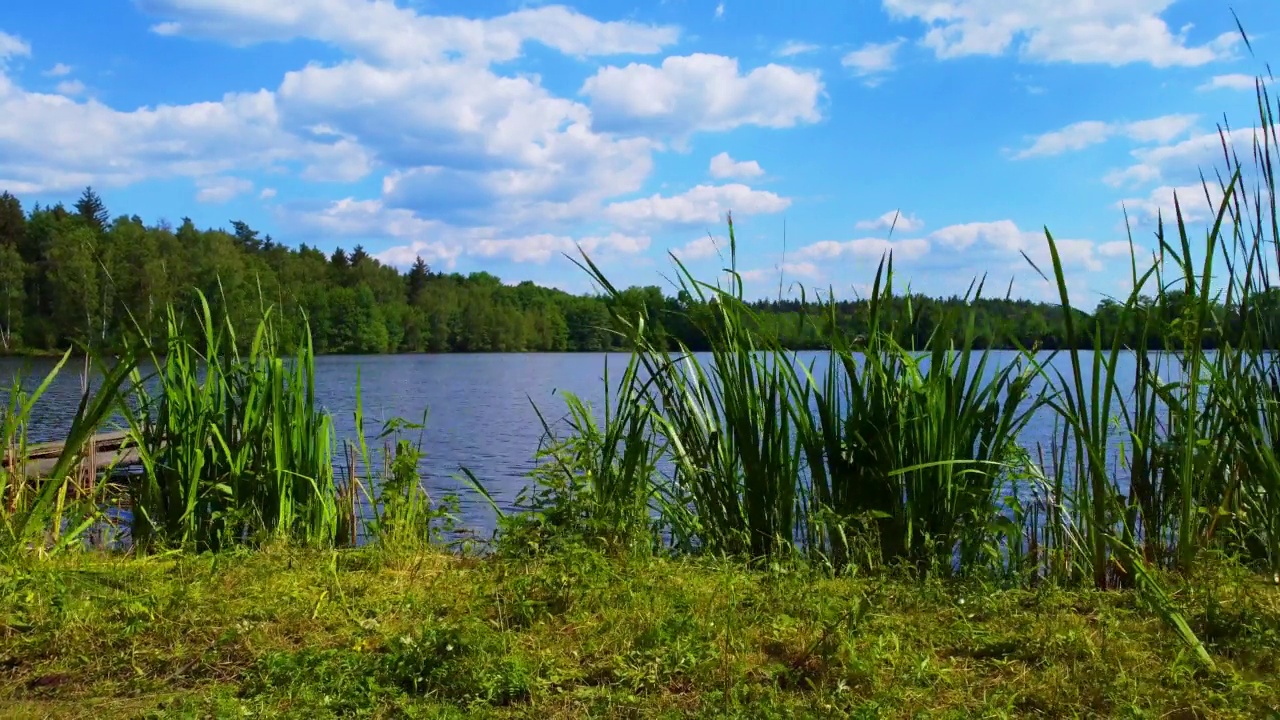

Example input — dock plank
[3,430,138,478]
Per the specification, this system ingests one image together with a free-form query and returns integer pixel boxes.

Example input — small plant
[383,620,535,706]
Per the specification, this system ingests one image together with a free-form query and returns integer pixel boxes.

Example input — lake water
[1,351,1164,531]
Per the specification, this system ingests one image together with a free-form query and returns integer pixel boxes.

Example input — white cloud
[259,187,277,200]
[291,197,649,267]
[468,233,627,264]
[195,176,254,203]
[740,261,823,283]
[777,41,820,57]
[0,83,353,193]
[55,80,86,96]
[709,151,764,179]
[1124,115,1199,143]
[929,219,1103,271]
[139,1,679,65]
[798,236,930,261]
[855,209,924,233]
[0,31,30,67]
[1196,73,1256,92]
[604,183,790,229]
[276,58,655,228]
[882,0,1240,67]
[841,39,904,85]
[1097,240,1139,258]
[44,63,72,77]
[1104,126,1255,188]
[1015,114,1197,159]
[672,234,724,261]
[1116,183,1227,226]
[581,54,823,136]
[715,2,725,19]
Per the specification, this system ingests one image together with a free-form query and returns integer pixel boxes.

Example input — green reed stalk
[124,291,336,551]
[527,352,662,549]
[576,215,806,561]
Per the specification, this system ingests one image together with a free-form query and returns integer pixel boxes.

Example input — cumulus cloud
[1104,126,1255,188]
[929,219,1103,271]
[1115,183,1227,226]
[1097,240,1140,258]
[855,209,924,233]
[0,84,357,193]
[288,197,651,268]
[882,0,1239,67]
[1014,114,1197,159]
[1196,73,1256,92]
[138,1,680,65]
[798,236,930,261]
[259,187,277,199]
[841,39,904,85]
[709,152,764,179]
[277,59,654,227]
[195,176,254,203]
[604,184,790,229]
[44,62,72,77]
[581,54,823,136]
[672,234,724,261]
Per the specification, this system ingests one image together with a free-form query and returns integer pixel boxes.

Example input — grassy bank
[1,546,1278,719]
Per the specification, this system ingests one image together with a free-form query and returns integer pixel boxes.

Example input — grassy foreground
[1,547,1278,719]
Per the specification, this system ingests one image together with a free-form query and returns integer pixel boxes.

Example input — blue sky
[0,0,1276,303]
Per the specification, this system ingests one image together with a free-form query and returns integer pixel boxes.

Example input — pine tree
[74,186,110,231]
[406,256,430,304]
[330,248,349,271]
[350,244,370,266]
[230,220,262,252]
[0,192,24,251]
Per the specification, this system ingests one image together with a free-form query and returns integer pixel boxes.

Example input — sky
[0,0,1277,304]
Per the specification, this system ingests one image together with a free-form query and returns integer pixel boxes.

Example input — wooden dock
[3,430,140,479]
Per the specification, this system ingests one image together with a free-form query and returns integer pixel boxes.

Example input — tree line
[0,188,1266,356]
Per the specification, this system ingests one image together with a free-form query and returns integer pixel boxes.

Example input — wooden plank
[20,430,132,460]
[3,431,139,479]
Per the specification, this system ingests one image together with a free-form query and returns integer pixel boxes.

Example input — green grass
[0,546,1277,719]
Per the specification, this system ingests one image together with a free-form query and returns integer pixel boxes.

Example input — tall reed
[124,292,337,552]
[795,262,1038,576]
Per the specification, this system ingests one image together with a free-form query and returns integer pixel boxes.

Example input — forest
[0,187,1264,355]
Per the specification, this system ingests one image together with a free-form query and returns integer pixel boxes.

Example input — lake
[1,350,1163,531]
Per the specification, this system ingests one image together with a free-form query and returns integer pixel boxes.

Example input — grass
[0,546,1278,719]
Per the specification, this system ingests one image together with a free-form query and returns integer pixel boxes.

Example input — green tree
[46,225,101,347]
[74,187,110,232]
[0,244,24,350]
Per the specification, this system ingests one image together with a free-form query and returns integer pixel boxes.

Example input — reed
[795,262,1038,577]
[516,352,662,553]
[123,291,337,552]
[577,218,810,561]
